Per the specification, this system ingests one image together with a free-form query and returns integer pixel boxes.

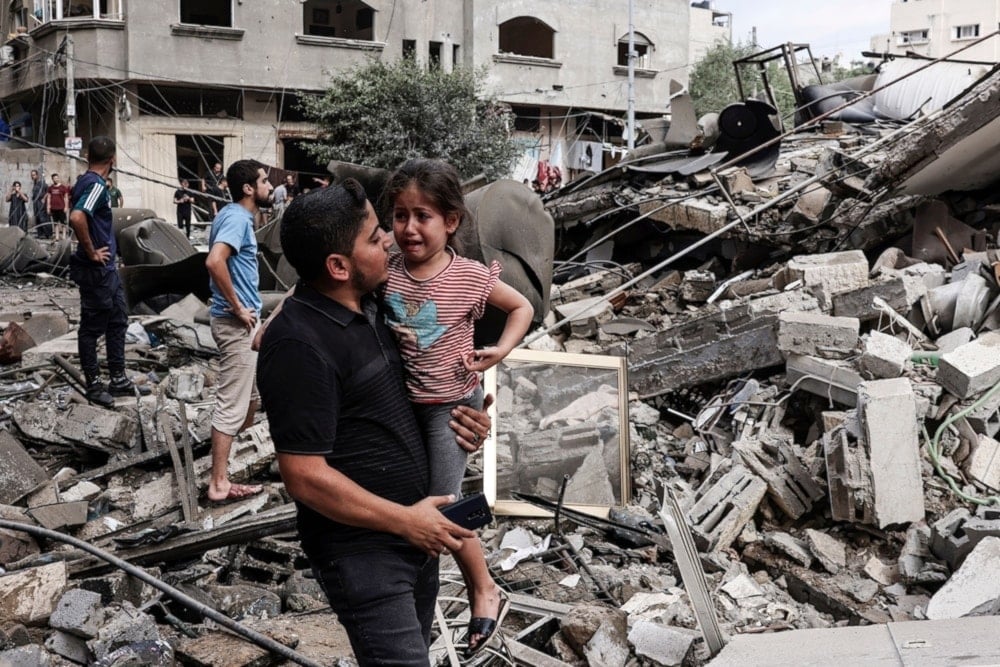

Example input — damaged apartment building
[0,0,730,219]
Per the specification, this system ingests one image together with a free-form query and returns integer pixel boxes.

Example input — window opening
[498,16,554,59]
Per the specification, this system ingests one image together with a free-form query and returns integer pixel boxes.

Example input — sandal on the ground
[464,591,510,658]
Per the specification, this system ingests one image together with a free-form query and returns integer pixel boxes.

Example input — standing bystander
[174,179,193,238]
[5,181,28,231]
[29,170,48,238]
[45,173,70,240]
[67,137,134,407]
[204,160,271,503]
[106,177,123,207]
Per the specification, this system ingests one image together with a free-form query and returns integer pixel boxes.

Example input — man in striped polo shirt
[68,136,134,407]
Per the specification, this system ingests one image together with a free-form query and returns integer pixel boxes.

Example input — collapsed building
[2,43,1000,666]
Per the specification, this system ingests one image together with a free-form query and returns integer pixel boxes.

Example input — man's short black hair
[280,178,369,282]
[87,136,116,165]
[226,160,266,203]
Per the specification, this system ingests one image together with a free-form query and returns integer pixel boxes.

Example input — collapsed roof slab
[869,66,1000,196]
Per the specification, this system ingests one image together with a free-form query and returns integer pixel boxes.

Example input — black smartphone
[440,492,492,530]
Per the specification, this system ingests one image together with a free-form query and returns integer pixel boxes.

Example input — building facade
[0,0,725,215]
[872,0,1000,61]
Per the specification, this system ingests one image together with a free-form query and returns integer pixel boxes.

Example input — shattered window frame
[483,348,630,518]
[497,16,555,60]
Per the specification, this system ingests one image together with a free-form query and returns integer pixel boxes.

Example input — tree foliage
[300,58,520,180]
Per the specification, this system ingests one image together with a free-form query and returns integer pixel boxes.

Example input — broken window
[302,0,375,40]
[954,24,980,40]
[897,29,929,46]
[402,39,416,59]
[510,105,540,133]
[498,16,555,59]
[617,32,652,69]
[137,85,243,119]
[179,0,231,27]
[429,40,442,69]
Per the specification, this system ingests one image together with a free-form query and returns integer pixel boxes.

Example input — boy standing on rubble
[68,136,134,407]
[204,160,272,503]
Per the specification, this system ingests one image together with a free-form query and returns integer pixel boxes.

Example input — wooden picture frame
[483,348,630,518]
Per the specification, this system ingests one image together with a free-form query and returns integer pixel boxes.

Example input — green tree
[300,58,520,180]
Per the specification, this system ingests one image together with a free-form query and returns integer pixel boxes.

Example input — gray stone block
[859,331,912,379]
[938,332,1000,399]
[860,379,925,528]
[45,630,90,664]
[778,311,859,358]
[49,589,105,639]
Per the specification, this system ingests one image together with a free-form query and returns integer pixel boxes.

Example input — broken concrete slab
[626,315,783,399]
[805,529,847,574]
[777,311,859,359]
[859,379,925,528]
[627,620,696,666]
[764,532,813,568]
[0,562,68,625]
[26,501,89,531]
[926,536,1000,619]
[937,332,1000,399]
[863,556,899,586]
[0,431,49,505]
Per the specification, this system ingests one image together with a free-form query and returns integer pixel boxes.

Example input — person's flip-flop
[203,483,264,506]
[464,590,510,658]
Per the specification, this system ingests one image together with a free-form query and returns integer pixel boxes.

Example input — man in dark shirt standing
[68,136,134,407]
[29,169,48,238]
[174,178,193,238]
[257,180,491,666]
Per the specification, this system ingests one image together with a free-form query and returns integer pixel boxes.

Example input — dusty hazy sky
[711,0,895,60]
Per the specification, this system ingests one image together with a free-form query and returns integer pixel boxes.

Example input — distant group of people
[172,162,233,238]
[6,169,122,239]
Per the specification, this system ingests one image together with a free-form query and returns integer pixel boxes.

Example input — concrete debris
[926,537,1000,620]
[0,562,67,625]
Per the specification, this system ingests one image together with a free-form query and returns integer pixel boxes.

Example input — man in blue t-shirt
[68,136,133,407]
[204,159,272,503]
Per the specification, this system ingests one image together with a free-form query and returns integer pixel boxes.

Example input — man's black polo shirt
[257,282,429,557]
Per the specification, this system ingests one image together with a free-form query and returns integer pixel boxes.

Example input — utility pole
[626,0,635,150]
[65,35,75,141]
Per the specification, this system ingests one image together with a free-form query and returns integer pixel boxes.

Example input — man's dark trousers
[71,259,128,380]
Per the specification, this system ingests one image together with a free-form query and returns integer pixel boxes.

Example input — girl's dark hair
[380,159,469,249]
